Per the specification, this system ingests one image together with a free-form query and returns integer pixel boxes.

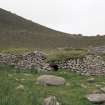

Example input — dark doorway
[49,62,59,71]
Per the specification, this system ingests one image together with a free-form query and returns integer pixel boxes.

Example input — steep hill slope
[0,8,105,48]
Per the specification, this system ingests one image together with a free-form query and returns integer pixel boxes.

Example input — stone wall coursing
[0,51,51,71]
[52,55,105,76]
[0,51,105,76]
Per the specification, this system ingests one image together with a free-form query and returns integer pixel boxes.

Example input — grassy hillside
[0,8,105,48]
[0,65,105,105]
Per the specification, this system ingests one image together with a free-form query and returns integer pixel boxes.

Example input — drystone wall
[51,55,105,76]
[0,51,51,71]
[0,51,105,76]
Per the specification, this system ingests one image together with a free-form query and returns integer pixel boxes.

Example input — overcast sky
[0,0,105,36]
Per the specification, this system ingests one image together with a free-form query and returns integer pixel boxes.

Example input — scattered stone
[15,78,20,81]
[23,73,33,76]
[81,84,87,88]
[100,87,105,93]
[37,75,65,86]
[102,82,105,85]
[86,94,105,104]
[43,96,60,105]
[91,90,101,94]
[16,84,24,90]
[65,83,70,86]
[87,78,95,83]
[8,74,13,77]
[96,84,102,88]
[20,78,25,81]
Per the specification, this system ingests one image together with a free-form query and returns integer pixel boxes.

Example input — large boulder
[86,93,105,104]
[43,96,60,105]
[37,75,65,86]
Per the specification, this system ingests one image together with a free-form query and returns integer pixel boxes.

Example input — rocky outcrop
[37,75,65,86]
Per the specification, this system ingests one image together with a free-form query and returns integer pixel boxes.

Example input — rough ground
[1,65,105,105]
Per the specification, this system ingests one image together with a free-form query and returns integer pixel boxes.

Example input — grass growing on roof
[46,48,88,62]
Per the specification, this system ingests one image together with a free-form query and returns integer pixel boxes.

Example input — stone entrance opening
[49,62,59,71]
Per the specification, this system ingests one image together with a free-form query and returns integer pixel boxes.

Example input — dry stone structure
[52,55,105,76]
[0,51,51,71]
[0,51,105,76]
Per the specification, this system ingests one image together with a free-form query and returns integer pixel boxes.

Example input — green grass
[0,65,105,105]
[0,48,87,61]
[0,48,36,54]
[46,48,88,61]
[0,48,88,61]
